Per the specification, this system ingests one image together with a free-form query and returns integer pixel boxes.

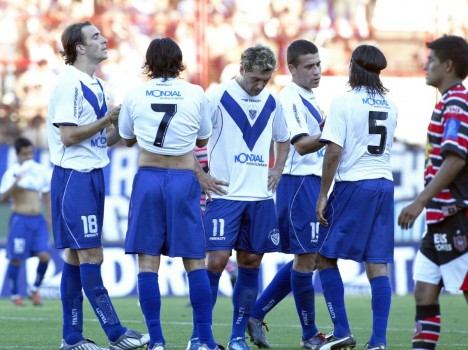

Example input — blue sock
[191,270,222,340]
[188,269,216,348]
[80,263,126,342]
[34,261,49,288]
[7,263,20,295]
[139,272,164,347]
[231,267,259,340]
[369,276,391,346]
[319,268,350,338]
[291,269,318,340]
[207,270,222,308]
[251,260,292,320]
[61,263,84,345]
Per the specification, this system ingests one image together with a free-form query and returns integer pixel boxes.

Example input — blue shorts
[204,198,280,254]
[7,213,50,260]
[276,174,321,254]
[125,167,206,258]
[51,166,105,249]
[318,179,394,263]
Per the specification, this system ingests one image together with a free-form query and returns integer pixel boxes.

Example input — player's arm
[293,133,325,155]
[193,152,228,200]
[60,115,113,147]
[42,191,52,228]
[398,152,465,229]
[0,174,21,202]
[268,140,289,192]
[316,141,341,226]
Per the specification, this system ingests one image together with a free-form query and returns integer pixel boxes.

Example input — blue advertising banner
[0,143,428,298]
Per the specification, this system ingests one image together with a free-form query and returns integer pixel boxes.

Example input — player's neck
[73,60,98,78]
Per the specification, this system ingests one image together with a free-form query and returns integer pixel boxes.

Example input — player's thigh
[6,214,30,260]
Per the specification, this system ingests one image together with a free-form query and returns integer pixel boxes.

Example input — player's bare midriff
[11,188,44,215]
[138,148,195,170]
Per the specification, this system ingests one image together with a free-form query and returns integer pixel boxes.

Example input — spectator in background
[398,35,468,350]
[46,21,149,350]
[192,43,290,350]
[247,39,326,350]
[316,44,398,350]
[0,137,51,307]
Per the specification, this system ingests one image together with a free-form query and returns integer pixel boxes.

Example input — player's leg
[365,263,391,349]
[184,258,218,350]
[7,258,23,306]
[30,215,51,305]
[293,253,324,349]
[138,253,165,350]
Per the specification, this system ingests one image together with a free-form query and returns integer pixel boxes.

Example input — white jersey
[0,159,51,194]
[47,65,110,172]
[279,82,323,176]
[207,79,289,201]
[119,78,211,155]
[321,88,398,181]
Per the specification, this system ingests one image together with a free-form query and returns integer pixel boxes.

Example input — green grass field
[0,295,466,349]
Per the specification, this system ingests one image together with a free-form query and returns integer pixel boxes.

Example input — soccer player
[191,43,290,350]
[0,137,51,307]
[247,39,326,349]
[46,21,149,350]
[119,37,220,350]
[398,35,468,350]
[315,45,398,350]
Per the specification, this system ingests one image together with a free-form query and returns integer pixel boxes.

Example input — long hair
[142,38,185,80]
[287,40,318,67]
[60,21,92,65]
[240,43,276,73]
[427,35,468,79]
[348,44,389,97]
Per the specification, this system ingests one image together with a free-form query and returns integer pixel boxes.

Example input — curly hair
[142,37,185,80]
[348,44,389,97]
[60,21,92,65]
[240,43,276,73]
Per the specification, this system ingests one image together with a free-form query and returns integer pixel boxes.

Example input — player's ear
[444,59,455,73]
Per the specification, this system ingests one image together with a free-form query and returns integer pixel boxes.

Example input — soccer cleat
[317,333,356,350]
[148,344,166,350]
[29,290,43,306]
[363,343,385,350]
[227,337,251,350]
[199,343,221,350]
[247,318,270,349]
[59,338,106,350]
[187,338,200,350]
[11,294,25,307]
[108,329,150,350]
[301,333,326,349]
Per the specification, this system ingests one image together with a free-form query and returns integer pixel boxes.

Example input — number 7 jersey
[119,77,211,155]
[320,89,398,181]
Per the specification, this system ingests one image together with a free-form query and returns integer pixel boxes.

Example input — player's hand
[316,194,328,226]
[108,105,121,126]
[196,171,229,201]
[398,200,424,230]
[268,168,282,192]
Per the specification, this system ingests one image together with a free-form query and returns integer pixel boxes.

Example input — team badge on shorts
[453,230,467,252]
[269,228,280,245]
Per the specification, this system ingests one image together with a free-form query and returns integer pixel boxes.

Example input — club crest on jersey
[269,228,280,246]
[248,105,259,120]
[97,92,103,105]
[453,230,467,252]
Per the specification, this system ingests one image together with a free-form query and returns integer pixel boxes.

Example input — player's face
[424,50,445,88]
[289,53,321,90]
[238,67,273,96]
[79,25,108,63]
[17,146,33,164]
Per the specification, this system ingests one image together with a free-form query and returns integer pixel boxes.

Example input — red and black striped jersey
[425,83,468,224]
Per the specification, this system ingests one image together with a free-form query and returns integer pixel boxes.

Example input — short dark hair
[14,137,32,154]
[349,44,389,96]
[426,35,468,79]
[287,40,318,67]
[143,37,185,79]
[60,21,93,65]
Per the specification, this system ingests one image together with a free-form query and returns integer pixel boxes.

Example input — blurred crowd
[0,0,466,147]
